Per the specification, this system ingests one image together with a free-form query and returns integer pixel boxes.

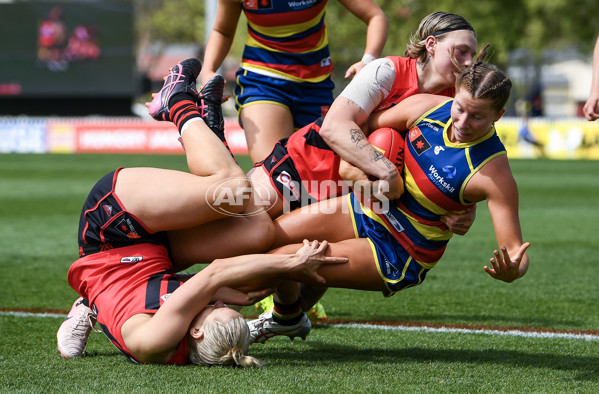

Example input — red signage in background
[8,116,599,159]
[75,120,183,154]
[47,118,249,155]
[224,118,248,155]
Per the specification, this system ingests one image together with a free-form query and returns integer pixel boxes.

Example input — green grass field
[1,154,597,392]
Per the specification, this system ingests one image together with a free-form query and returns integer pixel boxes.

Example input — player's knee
[245,214,276,251]
[207,175,251,215]
[215,165,247,183]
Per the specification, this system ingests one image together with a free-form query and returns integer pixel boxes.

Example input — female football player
[57,58,347,365]
[248,62,530,344]
[199,0,388,163]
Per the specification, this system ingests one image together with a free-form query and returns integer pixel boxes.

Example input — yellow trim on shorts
[238,99,290,111]
[350,193,437,297]
[365,237,402,298]
[348,193,360,239]
[356,198,389,229]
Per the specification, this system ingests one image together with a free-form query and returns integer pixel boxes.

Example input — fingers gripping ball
[368,127,405,173]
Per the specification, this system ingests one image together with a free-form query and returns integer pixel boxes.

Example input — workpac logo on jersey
[244,0,272,9]
[409,127,431,155]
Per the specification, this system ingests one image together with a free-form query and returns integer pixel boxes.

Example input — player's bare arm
[465,155,530,281]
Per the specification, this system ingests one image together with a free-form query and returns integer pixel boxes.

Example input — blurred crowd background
[1,0,598,159]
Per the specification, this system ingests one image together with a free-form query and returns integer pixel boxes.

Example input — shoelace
[72,311,101,337]
[253,313,272,329]
[161,65,186,104]
[89,313,102,334]
[197,96,209,118]
[70,313,91,338]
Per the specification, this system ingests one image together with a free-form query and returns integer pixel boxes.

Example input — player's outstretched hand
[292,240,348,284]
[484,242,530,283]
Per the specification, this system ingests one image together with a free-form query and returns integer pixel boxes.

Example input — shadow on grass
[257,341,599,382]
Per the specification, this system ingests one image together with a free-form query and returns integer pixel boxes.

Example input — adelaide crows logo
[409,127,431,155]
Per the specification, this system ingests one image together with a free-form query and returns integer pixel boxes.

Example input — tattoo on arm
[369,149,393,169]
[350,128,370,149]
[350,127,394,170]
[376,155,394,170]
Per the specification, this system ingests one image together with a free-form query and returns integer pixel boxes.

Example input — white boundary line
[325,323,599,342]
[1,311,66,319]
[3,311,598,342]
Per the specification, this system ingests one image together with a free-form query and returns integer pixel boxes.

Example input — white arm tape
[338,58,396,114]
[361,53,376,64]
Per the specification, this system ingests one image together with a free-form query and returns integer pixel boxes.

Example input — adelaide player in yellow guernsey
[199,0,388,162]
[247,62,530,343]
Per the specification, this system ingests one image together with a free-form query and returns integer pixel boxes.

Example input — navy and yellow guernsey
[349,99,507,295]
[240,0,332,83]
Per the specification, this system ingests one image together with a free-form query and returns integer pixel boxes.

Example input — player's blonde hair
[405,12,476,62]
[188,315,262,368]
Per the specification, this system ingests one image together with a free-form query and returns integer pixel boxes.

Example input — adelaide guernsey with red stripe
[376,99,506,265]
[240,0,333,82]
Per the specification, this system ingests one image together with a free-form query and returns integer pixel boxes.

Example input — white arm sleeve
[338,58,396,115]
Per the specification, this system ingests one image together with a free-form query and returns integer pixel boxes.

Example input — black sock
[272,298,303,326]
[168,94,202,134]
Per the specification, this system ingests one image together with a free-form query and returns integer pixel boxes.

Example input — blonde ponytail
[188,315,263,368]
